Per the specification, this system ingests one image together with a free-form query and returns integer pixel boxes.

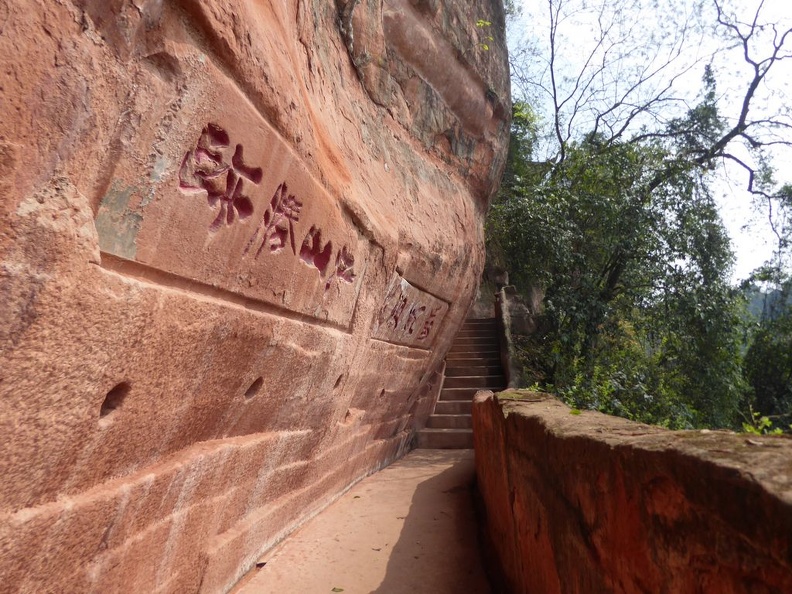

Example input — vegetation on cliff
[487,0,792,430]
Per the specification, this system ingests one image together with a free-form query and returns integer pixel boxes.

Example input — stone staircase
[417,317,506,449]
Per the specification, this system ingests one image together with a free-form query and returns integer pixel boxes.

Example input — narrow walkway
[233,450,490,594]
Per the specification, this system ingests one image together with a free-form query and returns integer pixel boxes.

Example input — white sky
[510,0,792,282]
[716,171,777,281]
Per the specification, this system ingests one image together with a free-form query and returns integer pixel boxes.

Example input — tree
[510,0,792,163]
[503,0,523,22]
[488,128,745,427]
[744,295,792,428]
[487,0,792,428]
[741,185,792,429]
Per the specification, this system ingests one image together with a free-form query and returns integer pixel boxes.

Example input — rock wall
[0,1,510,591]
[473,391,792,594]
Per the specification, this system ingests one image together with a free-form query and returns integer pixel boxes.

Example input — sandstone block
[473,391,792,594]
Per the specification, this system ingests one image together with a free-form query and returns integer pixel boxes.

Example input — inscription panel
[95,56,367,328]
[371,273,449,349]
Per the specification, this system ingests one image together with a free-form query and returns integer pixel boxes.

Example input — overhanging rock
[0,1,510,591]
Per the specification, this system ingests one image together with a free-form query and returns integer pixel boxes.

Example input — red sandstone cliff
[0,1,510,591]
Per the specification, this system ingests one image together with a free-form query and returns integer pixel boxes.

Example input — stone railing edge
[495,286,525,389]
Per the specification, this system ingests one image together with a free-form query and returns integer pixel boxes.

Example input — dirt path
[233,449,491,594]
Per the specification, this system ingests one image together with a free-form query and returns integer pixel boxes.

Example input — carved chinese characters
[372,274,449,348]
[171,125,360,302]
[94,68,367,329]
[245,182,303,256]
[240,181,357,292]
[178,124,261,231]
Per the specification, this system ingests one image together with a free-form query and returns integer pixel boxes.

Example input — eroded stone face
[0,0,509,591]
[473,392,792,594]
[338,0,511,196]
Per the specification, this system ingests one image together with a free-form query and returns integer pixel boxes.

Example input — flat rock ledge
[473,390,792,594]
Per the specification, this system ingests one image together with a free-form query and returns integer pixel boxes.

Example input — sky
[509,0,792,282]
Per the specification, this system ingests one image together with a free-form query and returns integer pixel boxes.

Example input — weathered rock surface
[0,0,509,591]
[473,391,792,594]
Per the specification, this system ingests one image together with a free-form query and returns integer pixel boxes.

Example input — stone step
[451,339,499,349]
[454,332,498,341]
[452,335,498,346]
[446,350,500,359]
[445,365,504,377]
[448,351,499,360]
[448,343,499,352]
[434,400,473,415]
[455,329,498,339]
[453,336,495,344]
[426,414,473,429]
[450,338,498,347]
[446,353,501,369]
[445,357,502,368]
[462,318,497,327]
[443,375,506,389]
[416,428,473,449]
[439,387,485,401]
[459,329,495,336]
[458,327,496,337]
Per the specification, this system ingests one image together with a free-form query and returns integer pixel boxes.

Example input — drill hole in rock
[245,377,264,399]
[100,382,130,420]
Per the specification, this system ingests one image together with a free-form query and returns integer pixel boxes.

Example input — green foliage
[493,0,792,432]
[496,102,542,196]
[502,0,522,22]
[741,407,784,436]
[741,275,792,432]
[739,173,792,432]
[488,76,750,429]
[476,20,494,51]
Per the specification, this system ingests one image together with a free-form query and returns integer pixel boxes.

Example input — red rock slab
[474,390,792,594]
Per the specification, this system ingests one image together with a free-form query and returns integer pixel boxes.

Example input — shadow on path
[371,449,490,594]
[234,449,490,594]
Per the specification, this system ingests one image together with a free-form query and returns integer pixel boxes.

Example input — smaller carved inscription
[418,306,441,340]
[404,304,427,336]
[385,292,408,330]
[372,274,449,348]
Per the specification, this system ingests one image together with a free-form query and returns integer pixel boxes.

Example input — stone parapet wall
[0,1,509,591]
[473,390,792,594]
